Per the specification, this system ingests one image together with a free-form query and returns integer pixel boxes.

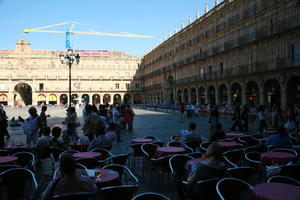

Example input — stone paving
[3,106,258,199]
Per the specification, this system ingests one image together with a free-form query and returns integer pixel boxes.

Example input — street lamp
[59,49,80,107]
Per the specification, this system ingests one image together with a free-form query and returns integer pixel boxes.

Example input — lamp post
[59,49,80,107]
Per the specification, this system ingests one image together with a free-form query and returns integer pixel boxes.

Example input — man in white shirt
[179,122,202,144]
[110,105,122,142]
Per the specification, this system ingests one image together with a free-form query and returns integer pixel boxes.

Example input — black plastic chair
[243,145,266,153]
[141,143,159,176]
[59,149,80,159]
[112,154,128,165]
[151,141,165,147]
[223,149,244,166]
[187,152,202,158]
[100,185,139,200]
[184,141,201,151]
[216,177,253,200]
[132,192,170,200]
[167,141,183,147]
[53,163,87,179]
[199,142,212,153]
[150,155,172,184]
[227,167,259,185]
[144,135,160,141]
[0,164,21,173]
[90,148,113,160]
[12,151,35,169]
[50,147,65,162]
[271,148,298,157]
[238,136,259,147]
[268,175,300,186]
[244,151,262,169]
[128,143,144,168]
[0,168,38,200]
[53,192,97,200]
[280,164,300,181]
[11,147,33,154]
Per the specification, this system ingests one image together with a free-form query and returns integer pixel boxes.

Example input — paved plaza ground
[3,106,258,199]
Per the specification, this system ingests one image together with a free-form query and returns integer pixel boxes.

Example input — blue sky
[0,0,220,56]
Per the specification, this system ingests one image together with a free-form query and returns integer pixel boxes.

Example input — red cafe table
[253,182,300,200]
[217,141,242,152]
[93,169,120,188]
[0,156,18,165]
[264,130,278,135]
[131,138,153,144]
[260,152,296,165]
[73,152,103,160]
[225,132,243,138]
[156,147,187,158]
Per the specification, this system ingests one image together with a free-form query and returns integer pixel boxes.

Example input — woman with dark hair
[124,104,135,132]
[208,123,226,142]
[41,153,97,200]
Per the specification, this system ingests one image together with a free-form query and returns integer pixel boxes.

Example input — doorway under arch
[113,94,122,104]
[82,94,90,104]
[37,94,46,105]
[123,93,131,104]
[60,94,68,105]
[264,79,281,107]
[103,94,111,104]
[0,94,8,106]
[14,83,32,105]
[230,83,242,105]
[48,94,57,105]
[287,76,300,105]
[134,93,142,104]
[92,94,101,104]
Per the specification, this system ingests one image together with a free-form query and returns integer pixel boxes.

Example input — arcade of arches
[145,76,300,107]
[0,82,142,106]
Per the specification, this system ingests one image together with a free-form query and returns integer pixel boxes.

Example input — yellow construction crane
[24,21,153,49]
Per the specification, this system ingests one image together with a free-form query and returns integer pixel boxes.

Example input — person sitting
[178,122,202,144]
[208,123,226,142]
[88,122,115,151]
[9,117,21,127]
[265,126,291,149]
[41,153,97,200]
[51,126,66,149]
[35,126,52,159]
[186,143,227,199]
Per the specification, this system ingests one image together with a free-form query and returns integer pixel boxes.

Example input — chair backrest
[112,154,128,165]
[76,157,98,169]
[243,145,266,153]
[271,148,298,157]
[167,141,183,147]
[103,164,138,184]
[50,147,65,162]
[129,143,144,157]
[169,154,193,179]
[53,192,97,200]
[144,135,159,141]
[141,143,159,159]
[0,168,38,199]
[151,141,165,147]
[12,151,35,168]
[223,149,244,166]
[199,142,212,153]
[244,151,262,168]
[280,164,300,181]
[268,175,300,186]
[11,147,33,154]
[196,178,220,200]
[101,185,138,200]
[0,150,11,156]
[90,148,113,159]
[222,156,237,168]
[216,177,253,200]
[239,136,259,146]
[59,150,80,159]
[227,167,257,184]
[184,141,200,151]
[132,192,170,200]
[53,163,87,179]
[0,164,21,173]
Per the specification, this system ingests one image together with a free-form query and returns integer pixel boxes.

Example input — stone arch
[246,81,259,106]
[287,76,300,105]
[164,75,174,104]
[123,93,131,104]
[176,89,182,104]
[263,79,281,107]
[190,88,197,104]
[218,84,228,105]
[37,94,46,105]
[198,87,206,105]
[82,94,90,104]
[207,85,216,106]
[113,94,122,104]
[230,82,242,105]
[71,94,78,105]
[60,94,68,105]
[134,93,142,104]
[92,94,101,104]
[14,83,32,106]
[103,94,111,104]
[48,94,57,105]
[183,88,189,103]
[0,94,8,105]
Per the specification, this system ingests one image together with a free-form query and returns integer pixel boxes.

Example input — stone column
[187,88,191,103]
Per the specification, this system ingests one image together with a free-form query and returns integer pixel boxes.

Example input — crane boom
[24,22,153,49]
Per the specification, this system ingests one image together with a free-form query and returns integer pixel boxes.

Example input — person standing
[40,105,50,137]
[0,106,10,139]
[83,105,100,141]
[124,105,135,132]
[179,103,185,119]
[65,107,79,142]
[26,107,41,146]
[257,105,267,132]
[111,105,122,142]
[230,105,243,132]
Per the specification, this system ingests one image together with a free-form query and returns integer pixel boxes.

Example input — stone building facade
[0,38,143,106]
[142,0,300,108]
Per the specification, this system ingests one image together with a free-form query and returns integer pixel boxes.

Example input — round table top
[157,147,186,153]
[94,169,119,184]
[0,156,18,164]
[253,183,300,200]
[260,152,296,165]
[218,141,242,151]
[225,132,243,138]
[185,158,203,169]
[264,130,278,134]
[131,138,153,144]
[73,152,102,159]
